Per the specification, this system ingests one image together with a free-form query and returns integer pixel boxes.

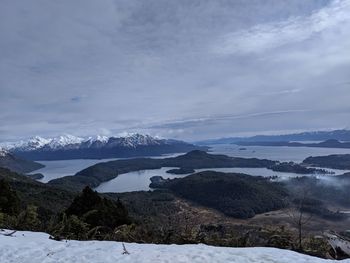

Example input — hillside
[0,150,44,173]
[0,167,75,215]
[152,171,287,218]
[0,230,341,263]
[303,154,350,169]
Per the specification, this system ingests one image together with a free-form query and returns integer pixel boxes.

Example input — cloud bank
[0,0,349,141]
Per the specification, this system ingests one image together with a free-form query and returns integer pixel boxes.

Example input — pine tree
[0,179,20,216]
[66,215,89,240]
[66,186,130,229]
[17,205,41,231]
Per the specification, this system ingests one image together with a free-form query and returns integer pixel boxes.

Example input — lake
[95,166,346,193]
[29,144,350,190]
[29,153,183,183]
[208,144,350,163]
[29,158,119,183]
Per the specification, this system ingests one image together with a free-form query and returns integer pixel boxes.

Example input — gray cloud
[0,0,349,141]
[214,0,349,55]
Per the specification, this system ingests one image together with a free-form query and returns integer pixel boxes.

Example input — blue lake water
[28,144,350,191]
[29,153,182,183]
[30,158,119,183]
[208,144,350,163]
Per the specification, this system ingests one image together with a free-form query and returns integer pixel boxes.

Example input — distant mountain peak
[2,134,84,151]
[95,135,109,142]
[118,133,160,148]
[48,134,84,149]
[196,129,350,145]
[17,136,51,151]
[85,135,109,145]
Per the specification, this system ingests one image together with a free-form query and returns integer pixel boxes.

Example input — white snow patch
[48,134,84,149]
[2,136,51,151]
[0,149,8,156]
[119,133,160,147]
[0,230,347,263]
[85,135,109,144]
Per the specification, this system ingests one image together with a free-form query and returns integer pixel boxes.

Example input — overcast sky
[1,0,350,141]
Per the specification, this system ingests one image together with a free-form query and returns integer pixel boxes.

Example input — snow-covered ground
[0,230,349,263]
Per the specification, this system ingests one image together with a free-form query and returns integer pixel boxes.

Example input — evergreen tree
[17,205,41,230]
[66,186,130,229]
[66,186,101,217]
[50,213,89,240]
[0,179,20,216]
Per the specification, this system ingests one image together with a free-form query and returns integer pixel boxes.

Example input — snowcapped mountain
[85,135,109,145]
[47,135,84,149]
[3,134,191,151]
[3,134,207,161]
[2,136,51,151]
[2,135,84,151]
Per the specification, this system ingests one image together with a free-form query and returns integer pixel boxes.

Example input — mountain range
[234,139,350,149]
[1,134,207,161]
[196,129,350,145]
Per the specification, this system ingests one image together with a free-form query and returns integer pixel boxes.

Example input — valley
[1,135,350,260]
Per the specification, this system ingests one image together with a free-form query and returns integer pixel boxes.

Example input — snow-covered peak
[13,136,52,151]
[0,149,8,157]
[96,135,109,143]
[85,135,109,144]
[48,135,84,149]
[31,136,51,144]
[117,133,160,148]
[2,135,83,151]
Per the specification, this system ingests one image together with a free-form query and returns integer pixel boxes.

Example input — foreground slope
[0,230,346,263]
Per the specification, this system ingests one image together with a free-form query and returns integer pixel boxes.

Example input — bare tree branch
[122,243,130,255]
[1,230,17,237]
